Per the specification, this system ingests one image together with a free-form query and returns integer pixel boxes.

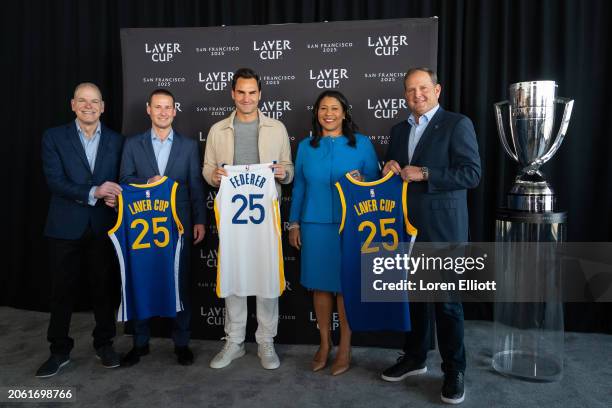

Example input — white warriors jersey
[214,163,285,298]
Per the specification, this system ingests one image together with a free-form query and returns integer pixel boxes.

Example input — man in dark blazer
[119,88,206,366]
[380,68,481,404]
[37,82,124,377]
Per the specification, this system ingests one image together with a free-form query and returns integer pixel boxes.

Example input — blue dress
[289,133,379,292]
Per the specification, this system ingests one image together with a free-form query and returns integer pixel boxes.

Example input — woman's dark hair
[310,90,358,148]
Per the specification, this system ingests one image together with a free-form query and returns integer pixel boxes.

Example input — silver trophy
[493,81,574,382]
[495,81,574,211]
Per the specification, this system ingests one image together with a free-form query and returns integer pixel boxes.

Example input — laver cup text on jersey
[336,171,416,332]
[109,177,184,322]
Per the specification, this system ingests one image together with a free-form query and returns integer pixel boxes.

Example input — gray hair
[73,82,103,99]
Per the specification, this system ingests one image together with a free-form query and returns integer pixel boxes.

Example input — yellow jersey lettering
[354,199,378,216]
[379,199,396,212]
[154,199,169,212]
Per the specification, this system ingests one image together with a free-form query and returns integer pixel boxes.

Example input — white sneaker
[257,342,280,370]
[209,341,245,369]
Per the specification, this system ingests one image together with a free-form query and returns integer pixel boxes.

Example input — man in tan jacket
[203,67,293,370]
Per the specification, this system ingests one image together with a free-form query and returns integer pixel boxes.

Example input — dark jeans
[46,229,118,355]
[133,308,191,347]
[403,302,466,373]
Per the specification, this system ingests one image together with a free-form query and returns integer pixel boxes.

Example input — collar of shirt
[407,104,440,127]
[151,128,174,143]
[75,119,101,140]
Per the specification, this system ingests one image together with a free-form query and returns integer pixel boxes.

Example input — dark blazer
[42,122,123,239]
[385,107,481,242]
[119,131,206,235]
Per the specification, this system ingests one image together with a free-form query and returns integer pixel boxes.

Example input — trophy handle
[494,101,519,162]
[537,97,574,166]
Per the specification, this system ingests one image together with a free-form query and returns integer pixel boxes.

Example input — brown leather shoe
[331,349,351,376]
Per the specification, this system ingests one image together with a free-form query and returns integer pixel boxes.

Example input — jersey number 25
[232,194,265,224]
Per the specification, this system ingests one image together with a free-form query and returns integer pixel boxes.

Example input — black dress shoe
[35,354,70,378]
[95,344,121,368]
[441,371,465,404]
[175,346,194,366]
[120,344,150,367]
[380,354,427,382]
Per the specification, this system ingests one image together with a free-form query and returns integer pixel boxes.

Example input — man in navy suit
[37,82,124,377]
[119,88,206,366]
[380,68,481,404]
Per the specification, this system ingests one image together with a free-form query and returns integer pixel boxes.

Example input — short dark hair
[148,88,175,105]
[310,90,358,148]
[231,67,261,90]
[404,67,438,88]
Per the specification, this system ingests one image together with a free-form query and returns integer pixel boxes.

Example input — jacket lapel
[141,131,161,175]
[68,122,92,173]
[92,125,109,176]
[411,108,445,165]
[397,122,411,166]
[163,132,181,176]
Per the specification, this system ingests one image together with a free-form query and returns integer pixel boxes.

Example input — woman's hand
[288,228,302,250]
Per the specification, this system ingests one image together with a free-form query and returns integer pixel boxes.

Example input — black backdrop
[5,0,612,334]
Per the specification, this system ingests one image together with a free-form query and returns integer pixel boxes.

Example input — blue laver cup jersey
[108,176,184,321]
[336,172,417,332]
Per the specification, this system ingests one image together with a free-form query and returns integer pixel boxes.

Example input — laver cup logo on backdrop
[367,98,407,119]
[200,248,218,268]
[367,35,408,56]
[253,39,292,60]
[198,71,234,91]
[144,42,182,62]
[260,100,292,120]
[201,306,225,326]
[309,68,349,89]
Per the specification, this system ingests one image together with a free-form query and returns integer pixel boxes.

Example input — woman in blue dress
[288,90,379,375]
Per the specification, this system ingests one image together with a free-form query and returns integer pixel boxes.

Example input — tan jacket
[203,110,294,196]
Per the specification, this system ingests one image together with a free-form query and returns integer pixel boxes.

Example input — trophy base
[507,172,555,212]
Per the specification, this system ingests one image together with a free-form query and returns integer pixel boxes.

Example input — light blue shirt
[407,104,440,164]
[75,119,101,206]
[151,128,174,176]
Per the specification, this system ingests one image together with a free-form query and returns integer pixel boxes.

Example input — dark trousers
[133,309,191,347]
[403,302,466,373]
[132,238,192,347]
[46,229,118,355]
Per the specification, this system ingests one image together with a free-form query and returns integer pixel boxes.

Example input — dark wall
[5,0,612,332]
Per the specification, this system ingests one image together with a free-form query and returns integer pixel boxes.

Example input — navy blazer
[385,107,481,242]
[42,122,124,239]
[119,131,206,234]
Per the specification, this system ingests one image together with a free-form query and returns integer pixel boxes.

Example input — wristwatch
[420,166,429,181]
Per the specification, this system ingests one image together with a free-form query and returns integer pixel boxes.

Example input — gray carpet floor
[0,306,610,408]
